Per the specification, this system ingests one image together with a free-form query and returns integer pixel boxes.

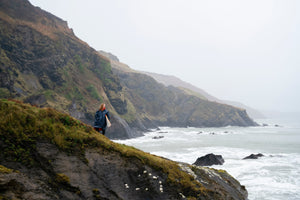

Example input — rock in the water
[193,153,225,166]
[243,153,264,160]
[152,136,164,139]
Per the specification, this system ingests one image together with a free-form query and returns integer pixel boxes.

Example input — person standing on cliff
[93,103,111,135]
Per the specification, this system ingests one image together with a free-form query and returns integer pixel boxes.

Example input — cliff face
[102,52,258,128]
[0,0,138,138]
[0,0,256,140]
[0,99,248,200]
[142,71,265,119]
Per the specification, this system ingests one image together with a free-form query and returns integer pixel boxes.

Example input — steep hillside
[141,71,216,101]
[142,71,265,119]
[101,51,258,128]
[0,0,137,138]
[0,99,248,200]
[0,0,256,141]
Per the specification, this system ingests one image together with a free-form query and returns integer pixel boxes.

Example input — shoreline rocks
[193,153,225,166]
[152,136,164,139]
[243,153,264,160]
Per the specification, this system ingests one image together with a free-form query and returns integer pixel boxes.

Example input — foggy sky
[29,0,300,113]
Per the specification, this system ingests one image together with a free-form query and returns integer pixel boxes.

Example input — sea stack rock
[193,153,225,166]
[243,153,264,160]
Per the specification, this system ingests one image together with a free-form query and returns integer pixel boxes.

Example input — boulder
[193,153,225,166]
[243,153,264,160]
[152,136,164,139]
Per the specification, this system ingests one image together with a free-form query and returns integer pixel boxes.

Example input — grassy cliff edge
[0,99,247,200]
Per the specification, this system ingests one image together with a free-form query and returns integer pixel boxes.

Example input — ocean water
[114,117,300,200]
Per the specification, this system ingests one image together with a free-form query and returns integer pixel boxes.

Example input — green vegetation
[0,12,123,130]
[86,84,101,101]
[0,99,209,197]
[55,173,70,184]
[74,54,85,73]
[0,88,10,98]
[0,165,14,174]
[0,0,255,143]
[44,90,54,100]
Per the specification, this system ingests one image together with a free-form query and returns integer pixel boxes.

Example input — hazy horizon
[29,0,300,113]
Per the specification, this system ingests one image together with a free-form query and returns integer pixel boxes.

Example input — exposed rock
[24,94,47,106]
[0,99,248,200]
[0,141,247,200]
[243,153,264,160]
[98,50,120,62]
[152,136,164,139]
[193,153,225,166]
[179,163,247,200]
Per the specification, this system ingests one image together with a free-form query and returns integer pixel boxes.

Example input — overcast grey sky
[29,0,300,112]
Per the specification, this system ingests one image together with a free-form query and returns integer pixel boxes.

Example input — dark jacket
[93,109,110,130]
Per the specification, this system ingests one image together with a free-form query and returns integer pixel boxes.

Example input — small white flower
[136,188,140,191]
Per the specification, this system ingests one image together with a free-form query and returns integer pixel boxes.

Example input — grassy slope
[0,99,214,199]
[0,0,126,125]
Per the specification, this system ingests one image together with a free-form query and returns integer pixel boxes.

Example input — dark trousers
[94,127,106,135]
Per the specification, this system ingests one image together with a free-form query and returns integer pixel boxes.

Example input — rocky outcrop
[152,136,164,139]
[193,153,225,166]
[0,142,247,200]
[243,153,264,160]
[0,99,248,200]
[179,163,248,200]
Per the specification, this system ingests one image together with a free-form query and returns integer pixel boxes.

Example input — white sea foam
[114,118,300,200]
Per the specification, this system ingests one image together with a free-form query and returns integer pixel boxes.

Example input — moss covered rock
[0,99,247,199]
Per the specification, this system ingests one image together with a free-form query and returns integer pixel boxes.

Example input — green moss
[0,49,13,67]
[55,173,70,185]
[120,99,136,123]
[216,169,227,174]
[0,165,14,174]
[0,88,10,98]
[86,84,101,100]
[74,54,85,73]
[44,90,54,100]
